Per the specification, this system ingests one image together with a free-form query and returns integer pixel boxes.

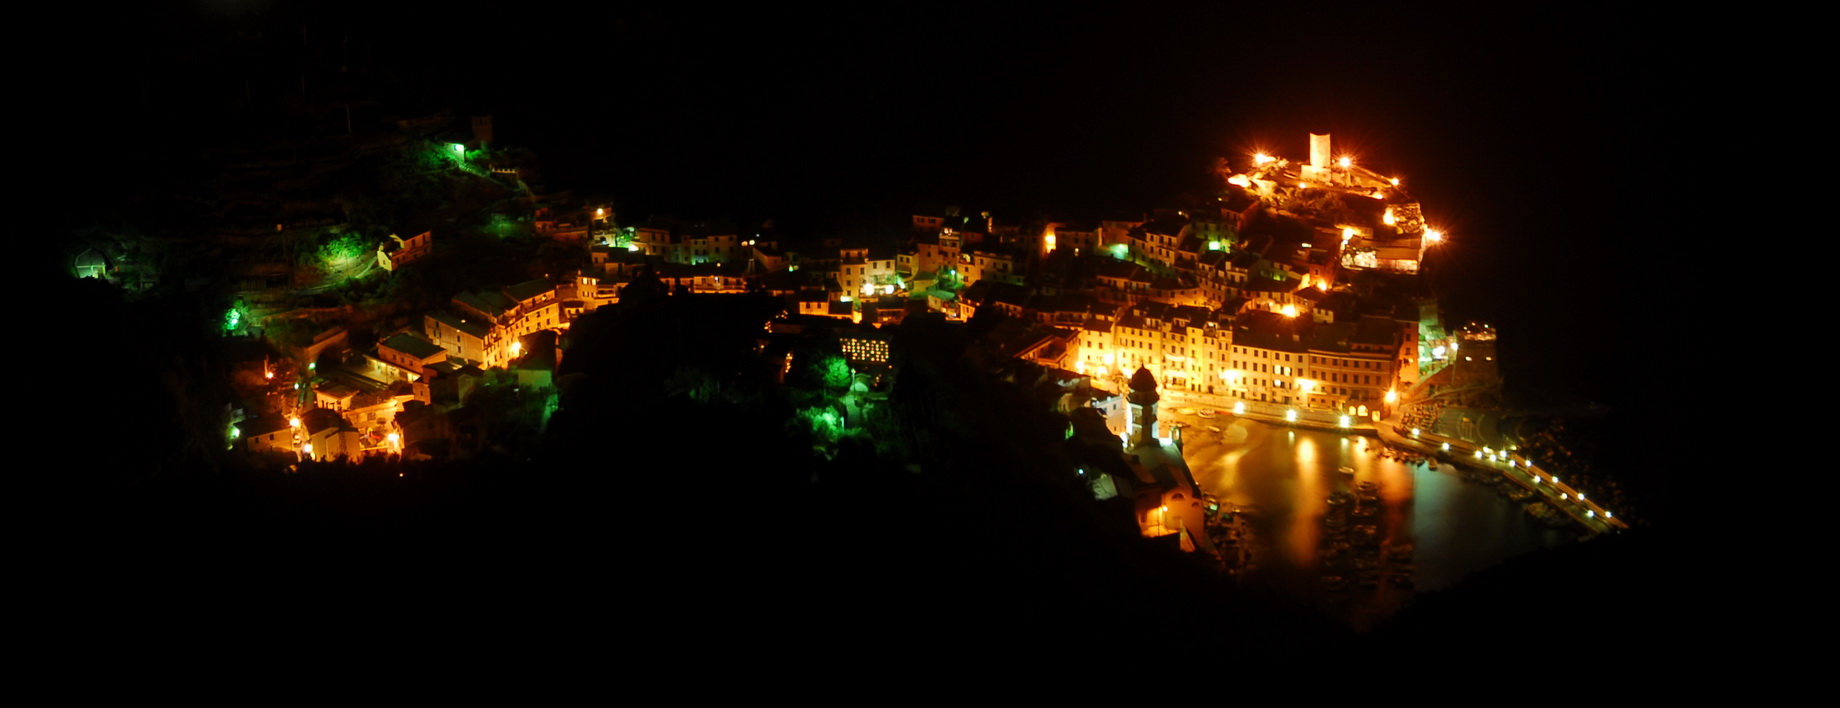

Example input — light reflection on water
[1288,434,1323,567]
[1182,417,1568,623]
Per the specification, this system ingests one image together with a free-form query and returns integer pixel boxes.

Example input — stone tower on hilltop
[1302,132,1333,184]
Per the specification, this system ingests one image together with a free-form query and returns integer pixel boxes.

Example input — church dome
[1129,366,1157,392]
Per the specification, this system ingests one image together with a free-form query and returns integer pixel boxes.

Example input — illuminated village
[69,110,1627,606]
[56,6,1673,652]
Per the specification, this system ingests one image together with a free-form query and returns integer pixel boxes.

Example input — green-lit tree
[938,267,962,291]
[814,354,853,391]
[799,405,845,445]
[316,232,372,281]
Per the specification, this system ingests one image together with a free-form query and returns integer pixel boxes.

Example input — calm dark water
[1180,417,1567,626]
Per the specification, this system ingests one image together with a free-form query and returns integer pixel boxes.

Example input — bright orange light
[1254,152,1274,165]
[1341,227,1357,240]
[1383,208,1396,226]
[1390,177,1400,186]
[1425,228,1444,244]
[288,416,301,428]
[1338,156,1352,169]
[1227,174,1251,188]
[1298,182,1310,189]
[1280,304,1298,318]
[264,371,274,380]
[1384,389,1399,403]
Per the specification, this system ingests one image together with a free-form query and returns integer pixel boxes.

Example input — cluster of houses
[241,270,564,464]
[239,134,1442,483]
[544,134,1439,426]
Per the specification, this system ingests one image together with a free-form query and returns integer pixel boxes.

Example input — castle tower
[1127,366,1160,449]
[1310,133,1331,171]
[472,115,494,149]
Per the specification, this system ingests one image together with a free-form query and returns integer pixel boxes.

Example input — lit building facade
[425,312,508,369]
[1217,310,1405,417]
[1075,303,1230,394]
[838,330,892,367]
